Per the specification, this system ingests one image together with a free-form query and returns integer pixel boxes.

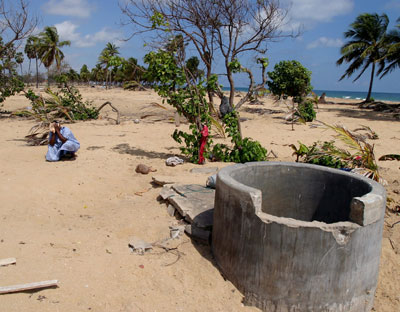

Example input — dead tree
[0,0,38,53]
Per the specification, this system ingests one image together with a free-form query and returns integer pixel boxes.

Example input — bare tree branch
[0,0,38,53]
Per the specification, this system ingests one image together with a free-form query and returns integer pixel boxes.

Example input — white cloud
[307,37,343,49]
[43,0,95,18]
[55,21,123,48]
[282,0,354,31]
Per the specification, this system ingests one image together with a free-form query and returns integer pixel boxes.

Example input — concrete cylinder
[212,162,386,312]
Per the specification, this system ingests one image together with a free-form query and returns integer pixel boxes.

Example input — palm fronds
[292,122,383,183]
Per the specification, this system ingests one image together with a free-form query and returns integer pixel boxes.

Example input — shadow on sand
[112,143,176,160]
[318,107,400,122]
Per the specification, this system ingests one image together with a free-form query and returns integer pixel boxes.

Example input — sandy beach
[0,87,399,311]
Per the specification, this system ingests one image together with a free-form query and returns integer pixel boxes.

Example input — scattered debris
[152,176,175,186]
[166,156,184,166]
[0,280,58,294]
[37,295,47,302]
[169,225,186,239]
[128,237,153,255]
[135,164,157,174]
[134,187,152,196]
[167,204,176,217]
[206,175,217,189]
[379,154,400,161]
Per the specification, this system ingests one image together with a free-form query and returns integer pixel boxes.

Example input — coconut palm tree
[98,42,119,88]
[337,13,389,102]
[38,26,71,86]
[379,17,400,77]
[25,35,42,88]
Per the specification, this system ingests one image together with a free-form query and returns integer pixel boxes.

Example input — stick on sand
[0,280,58,294]
[0,258,16,267]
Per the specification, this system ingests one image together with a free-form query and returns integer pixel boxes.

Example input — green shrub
[212,111,267,163]
[296,99,316,122]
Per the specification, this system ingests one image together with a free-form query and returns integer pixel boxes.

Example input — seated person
[46,121,80,161]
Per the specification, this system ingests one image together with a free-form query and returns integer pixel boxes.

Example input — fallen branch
[390,220,400,228]
[0,280,58,294]
[96,101,120,125]
[0,258,16,267]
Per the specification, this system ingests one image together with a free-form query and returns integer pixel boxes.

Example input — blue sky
[26,0,400,93]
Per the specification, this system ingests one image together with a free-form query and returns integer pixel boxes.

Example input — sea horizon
[223,87,400,102]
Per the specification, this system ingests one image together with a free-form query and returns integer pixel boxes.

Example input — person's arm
[54,124,68,144]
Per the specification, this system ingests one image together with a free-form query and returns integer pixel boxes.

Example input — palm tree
[98,42,119,88]
[25,35,42,88]
[379,17,400,77]
[337,13,389,102]
[38,26,71,86]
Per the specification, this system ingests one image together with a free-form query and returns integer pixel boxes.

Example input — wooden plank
[0,258,16,267]
[0,280,58,294]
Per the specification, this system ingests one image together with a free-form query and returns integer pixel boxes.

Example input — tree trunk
[366,62,375,102]
[35,58,39,89]
[47,68,50,87]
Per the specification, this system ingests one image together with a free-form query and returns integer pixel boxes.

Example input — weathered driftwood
[0,280,58,294]
[0,258,16,267]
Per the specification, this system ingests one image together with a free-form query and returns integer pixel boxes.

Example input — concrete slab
[162,184,215,229]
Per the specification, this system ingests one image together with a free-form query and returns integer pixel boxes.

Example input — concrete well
[212,162,386,312]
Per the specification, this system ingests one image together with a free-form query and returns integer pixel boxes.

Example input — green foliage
[267,60,312,103]
[23,86,98,121]
[123,81,141,90]
[38,26,71,71]
[0,38,25,104]
[212,111,267,163]
[291,123,382,182]
[172,125,213,163]
[337,13,389,102]
[145,49,267,163]
[150,11,170,29]
[257,57,269,69]
[228,59,242,73]
[144,49,211,162]
[296,99,316,122]
[290,141,347,168]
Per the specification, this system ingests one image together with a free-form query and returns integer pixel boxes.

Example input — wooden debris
[0,280,58,294]
[0,258,16,267]
[152,175,175,186]
[134,187,152,196]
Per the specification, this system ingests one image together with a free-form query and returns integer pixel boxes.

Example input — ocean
[313,89,400,102]
[224,87,400,102]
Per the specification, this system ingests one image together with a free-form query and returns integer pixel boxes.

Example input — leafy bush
[267,60,312,103]
[212,111,267,163]
[290,141,347,168]
[296,99,316,122]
